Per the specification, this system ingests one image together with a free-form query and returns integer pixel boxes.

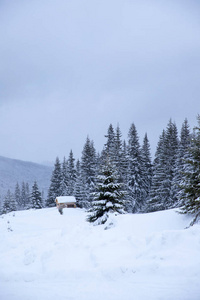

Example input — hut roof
[55,196,76,203]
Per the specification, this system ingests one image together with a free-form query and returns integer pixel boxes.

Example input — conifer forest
[1,116,200,225]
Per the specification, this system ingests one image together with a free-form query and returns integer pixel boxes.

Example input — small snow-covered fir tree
[31,181,43,209]
[87,159,125,225]
[2,190,16,214]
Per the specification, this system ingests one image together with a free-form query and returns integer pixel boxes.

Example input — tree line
[46,117,200,221]
[1,116,200,226]
[0,181,44,214]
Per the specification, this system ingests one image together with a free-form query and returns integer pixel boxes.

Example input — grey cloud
[0,0,199,162]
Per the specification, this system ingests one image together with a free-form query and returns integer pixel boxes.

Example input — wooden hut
[55,196,76,210]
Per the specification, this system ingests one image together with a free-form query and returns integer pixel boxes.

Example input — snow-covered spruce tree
[127,123,144,213]
[46,157,62,207]
[147,130,167,212]
[81,137,97,208]
[2,190,17,214]
[179,115,200,225]
[101,124,116,164]
[74,159,86,208]
[14,182,21,210]
[87,159,125,225]
[60,156,69,196]
[141,133,152,212]
[147,120,179,212]
[66,150,76,195]
[172,119,191,207]
[20,182,30,209]
[31,181,43,209]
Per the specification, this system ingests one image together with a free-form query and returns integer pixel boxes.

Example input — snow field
[0,208,200,300]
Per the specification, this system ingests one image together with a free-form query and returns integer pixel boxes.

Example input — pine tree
[46,157,62,207]
[74,159,85,208]
[147,130,167,212]
[31,181,43,209]
[141,133,152,211]
[60,157,68,196]
[127,123,144,212]
[114,125,124,182]
[21,182,30,209]
[81,137,97,208]
[2,190,16,214]
[87,159,125,225]
[179,115,200,225]
[163,119,179,208]
[172,119,191,207]
[102,124,116,163]
[66,150,76,195]
[15,182,21,210]
[147,120,179,212]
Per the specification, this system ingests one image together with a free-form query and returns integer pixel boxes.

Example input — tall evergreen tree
[114,125,124,181]
[15,182,21,210]
[66,150,76,195]
[164,119,179,208]
[172,119,191,207]
[141,133,152,211]
[74,159,85,208]
[60,156,68,196]
[179,115,200,225]
[31,181,43,209]
[21,182,30,209]
[127,123,144,212]
[147,130,167,212]
[87,159,125,225]
[46,157,62,207]
[81,137,97,208]
[148,120,179,211]
[102,124,116,163]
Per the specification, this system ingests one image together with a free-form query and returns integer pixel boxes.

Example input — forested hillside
[0,156,52,205]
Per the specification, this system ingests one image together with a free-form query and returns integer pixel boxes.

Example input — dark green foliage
[66,150,76,195]
[46,157,62,207]
[2,190,16,214]
[31,181,43,209]
[44,119,194,215]
[127,123,144,212]
[15,182,21,210]
[87,159,125,225]
[179,115,200,225]
[147,120,179,212]
[74,160,85,208]
[81,137,97,208]
[172,119,191,207]
[141,133,152,210]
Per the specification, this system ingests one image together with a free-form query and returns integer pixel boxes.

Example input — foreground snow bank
[0,208,200,300]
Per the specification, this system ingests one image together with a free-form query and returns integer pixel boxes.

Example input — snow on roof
[55,196,76,203]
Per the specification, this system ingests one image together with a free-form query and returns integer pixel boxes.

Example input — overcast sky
[0,0,200,164]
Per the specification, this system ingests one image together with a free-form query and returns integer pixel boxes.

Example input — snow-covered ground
[0,207,200,300]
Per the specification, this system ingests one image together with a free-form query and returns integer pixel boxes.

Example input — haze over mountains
[0,156,52,201]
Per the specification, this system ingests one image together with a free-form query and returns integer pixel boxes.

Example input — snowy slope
[0,208,200,300]
[0,156,52,199]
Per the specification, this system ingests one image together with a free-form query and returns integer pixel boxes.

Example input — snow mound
[0,208,200,300]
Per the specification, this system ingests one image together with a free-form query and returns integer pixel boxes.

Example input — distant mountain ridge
[0,156,53,201]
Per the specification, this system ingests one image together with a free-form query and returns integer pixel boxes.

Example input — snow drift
[0,208,200,300]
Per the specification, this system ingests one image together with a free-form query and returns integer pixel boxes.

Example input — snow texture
[0,208,200,300]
